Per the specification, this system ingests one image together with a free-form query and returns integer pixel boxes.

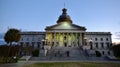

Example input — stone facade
[18,8,113,57]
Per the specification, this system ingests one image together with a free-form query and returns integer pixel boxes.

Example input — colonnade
[46,32,85,47]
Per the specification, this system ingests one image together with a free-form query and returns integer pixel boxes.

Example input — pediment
[45,22,86,31]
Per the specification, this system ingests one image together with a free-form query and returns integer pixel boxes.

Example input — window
[101,43,104,48]
[38,38,41,41]
[20,42,23,45]
[32,38,34,41]
[32,44,34,48]
[26,42,29,45]
[26,42,29,47]
[64,42,67,47]
[102,51,104,55]
[37,42,40,48]
[52,42,54,47]
[101,38,103,41]
[106,38,109,41]
[64,36,66,40]
[90,42,93,49]
[108,51,110,55]
[95,43,98,48]
[20,42,23,47]
[106,43,109,48]
[69,33,71,35]
[27,38,29,41]
[32,42,35,45]
[95,38,97,41]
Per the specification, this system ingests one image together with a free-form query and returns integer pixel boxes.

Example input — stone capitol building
[19,8,113,60]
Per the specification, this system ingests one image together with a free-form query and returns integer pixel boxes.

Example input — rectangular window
[95,43,98,48]
[101,43,104,48]
[106,38,109,41]
[95,38,97,41]
[20,42,23,45]
[106,43,109,48]
[26,38,29,41]
[21,38,23,41]
[37,42,40,48]
[101,38,103,41]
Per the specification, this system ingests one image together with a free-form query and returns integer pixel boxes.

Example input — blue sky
[0,0,120,43]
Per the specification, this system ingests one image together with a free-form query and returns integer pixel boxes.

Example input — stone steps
[46,47,87,60]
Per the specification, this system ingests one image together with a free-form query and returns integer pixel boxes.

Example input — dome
[57,8,72,24]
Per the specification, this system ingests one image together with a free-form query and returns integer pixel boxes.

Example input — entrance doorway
[64,42,67,47]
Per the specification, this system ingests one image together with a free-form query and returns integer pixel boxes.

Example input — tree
[4,28,21,45]
[95,51,101,57]
[32,49,39,57]
[112,44,120,57]
[4,28,21,56]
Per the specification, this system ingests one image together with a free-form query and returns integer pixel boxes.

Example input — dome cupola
[57,8,72,24]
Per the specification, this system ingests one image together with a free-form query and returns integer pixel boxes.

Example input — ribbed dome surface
[57,8,72,24]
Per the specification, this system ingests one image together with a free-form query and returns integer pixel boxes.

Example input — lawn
[23,62,120,67]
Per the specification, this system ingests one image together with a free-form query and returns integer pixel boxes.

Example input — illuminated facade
[19,8,113,57]
[45,8,86,47]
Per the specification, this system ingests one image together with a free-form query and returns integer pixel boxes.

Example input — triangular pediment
[45,22,86,31]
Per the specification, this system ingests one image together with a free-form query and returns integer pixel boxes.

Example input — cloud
[0,39,4,41]
[115,32,120,38]
[112,32,120,43]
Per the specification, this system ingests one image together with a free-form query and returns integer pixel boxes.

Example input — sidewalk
[0,61,27,67]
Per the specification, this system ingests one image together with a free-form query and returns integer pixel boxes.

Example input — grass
[23,62,120,67]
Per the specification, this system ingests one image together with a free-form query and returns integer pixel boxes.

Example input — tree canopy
[4,28,21,44]
[112,44,120,57]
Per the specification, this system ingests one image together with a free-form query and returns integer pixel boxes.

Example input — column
[72,32,74,47]
[78,33,80,46]
[80,33,82,46]
[81,33,84,46]
[76,32,78,47]
[67,32,68,47]
[58,32,60,46]
[70,33,72,46]
[50,32,52,45]
[63,32,64,47]
[54,32,56,46]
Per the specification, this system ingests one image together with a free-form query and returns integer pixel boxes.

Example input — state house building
[19,8,113,58]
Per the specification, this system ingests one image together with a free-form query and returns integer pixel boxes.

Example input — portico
[45,8,86,48]
[46,32,85,47]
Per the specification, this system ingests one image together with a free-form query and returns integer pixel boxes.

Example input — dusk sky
[0,0,120,43]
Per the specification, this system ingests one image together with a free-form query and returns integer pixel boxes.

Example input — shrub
[0,57,18,64]
[95,51,101,57]
[32,49,39,57]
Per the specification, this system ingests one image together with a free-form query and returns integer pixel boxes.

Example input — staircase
[30,46,109,61]
[46,47,87,60]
